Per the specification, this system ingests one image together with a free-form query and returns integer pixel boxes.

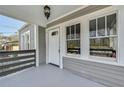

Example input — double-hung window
[89,13,117,58]
[66,23,80,54]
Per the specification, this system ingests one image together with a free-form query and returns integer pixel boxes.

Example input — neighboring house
[1,41,19,51]
[0,33,19,51]
[7,41,19,51]
[9,33,19,51]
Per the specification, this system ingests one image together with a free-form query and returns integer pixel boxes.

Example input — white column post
[34,24,39,67]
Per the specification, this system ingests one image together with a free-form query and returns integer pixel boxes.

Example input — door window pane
[107,13,116,35]
[97,17,105,36]
[52,31,58,36]
[89,19,96,37]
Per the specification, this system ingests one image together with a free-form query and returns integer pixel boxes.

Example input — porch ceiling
[0,5,83,27]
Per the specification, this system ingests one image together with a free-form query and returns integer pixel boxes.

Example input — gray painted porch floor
[0,64,105,87]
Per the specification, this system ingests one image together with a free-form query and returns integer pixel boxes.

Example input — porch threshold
[0,64,104,87]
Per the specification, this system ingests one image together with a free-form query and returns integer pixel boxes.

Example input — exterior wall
[12,46,19,50]
[46,5,124,86]
[46,5,124,66]
[19,24,46,65]
[38,26,46,64]
[63,57,124,86]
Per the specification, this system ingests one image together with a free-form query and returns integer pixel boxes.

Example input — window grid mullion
[74,25,76,39]
[105,15,107,36]
[69,26,71,40]
[96,18,98,38]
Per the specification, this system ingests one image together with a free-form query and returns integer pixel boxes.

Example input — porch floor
[0,64,105,87]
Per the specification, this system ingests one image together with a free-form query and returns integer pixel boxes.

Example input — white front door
[48,28,60,66]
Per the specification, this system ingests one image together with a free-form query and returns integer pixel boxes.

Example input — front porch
[0,5,124,87]
[0,64,104,87]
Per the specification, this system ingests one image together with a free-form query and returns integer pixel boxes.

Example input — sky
[0,15,26,36]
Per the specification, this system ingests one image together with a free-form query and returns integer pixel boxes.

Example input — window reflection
[89,13,117,58]
[66,23,80,54]
[97,17,105,36]
[90,19,96,37]
[107,13,116,35]
[90,37,117,58]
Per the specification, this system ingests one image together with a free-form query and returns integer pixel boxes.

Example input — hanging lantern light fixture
[44,5,50,19]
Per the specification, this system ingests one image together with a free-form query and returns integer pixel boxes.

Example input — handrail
[0,49,36,77]
[0,49,35,56]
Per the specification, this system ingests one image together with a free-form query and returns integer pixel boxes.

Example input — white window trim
[88,11,118,62]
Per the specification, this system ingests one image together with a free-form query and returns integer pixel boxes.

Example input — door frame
[46,27,60,67]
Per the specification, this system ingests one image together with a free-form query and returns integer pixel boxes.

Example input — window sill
[89,55,117,63]
[65,53,81,58]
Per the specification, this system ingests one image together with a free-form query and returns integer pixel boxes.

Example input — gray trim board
[38,26,46,64]
[47,5,111,28]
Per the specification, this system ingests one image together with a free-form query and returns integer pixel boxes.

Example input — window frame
[88,11,118,62]
[65,23,81,56]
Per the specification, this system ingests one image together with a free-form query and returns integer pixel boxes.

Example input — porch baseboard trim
[63,57,124,87]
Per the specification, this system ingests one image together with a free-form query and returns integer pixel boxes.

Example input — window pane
[97,17,105,36]
[66,26,70,39]
[26,34,30,50]
[76,23,80,39]
[89,19,96,37]
[90,37,117,58]
[67,40,80,54]
[107,13,116,35]
[70,25,75,39]
[66,23,81,54]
